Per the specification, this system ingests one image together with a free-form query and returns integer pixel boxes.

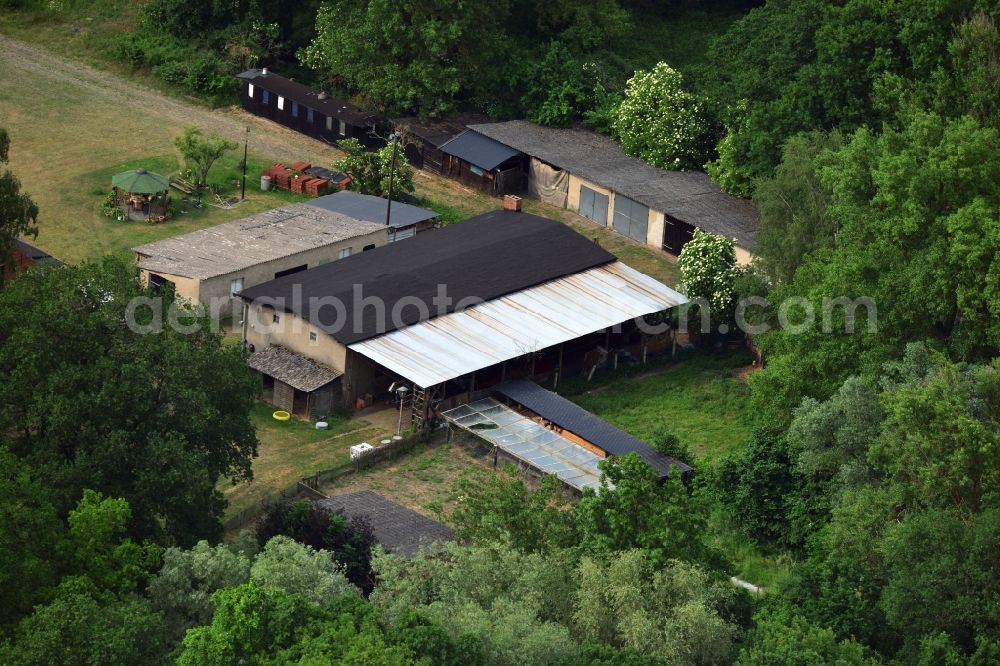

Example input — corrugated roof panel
[441,398,606,491]
[348,262,687,387]
[439,130,523,170]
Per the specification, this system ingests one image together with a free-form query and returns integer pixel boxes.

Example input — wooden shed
[438,129,526,196]
[236,68,387,149]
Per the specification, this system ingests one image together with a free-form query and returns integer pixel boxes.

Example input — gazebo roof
[112,168,170,194]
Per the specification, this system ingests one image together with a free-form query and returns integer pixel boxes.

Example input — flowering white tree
[678,229,738,326]
[613,62,711,170]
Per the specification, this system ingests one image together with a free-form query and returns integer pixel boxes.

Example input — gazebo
[111,168,171,222]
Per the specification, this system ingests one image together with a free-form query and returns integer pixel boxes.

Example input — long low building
[238,209,687,419]
[133,203,390,320]
[465,120,760,264]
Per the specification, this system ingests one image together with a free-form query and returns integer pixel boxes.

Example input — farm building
[307,191,439,242]
[236,69,386,149]
[1,239,62,282]
[393,115,487,175]
[316,491,454,558]
[133,203,388,321]
[442,380,691,491]
[437,129,526,196]
[238,210,687,421]
[466,121,760,263]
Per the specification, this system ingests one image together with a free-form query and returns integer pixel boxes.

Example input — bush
[256,500,376,594]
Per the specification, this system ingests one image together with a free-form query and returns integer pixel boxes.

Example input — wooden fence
[222,431,433,533]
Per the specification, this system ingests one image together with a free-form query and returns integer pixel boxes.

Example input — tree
[300,1,509,117]
[574,454,717,567]
[148,540,252,642]
[0,258,259,545]
[574,551,742,664]
[751,131,842,283]
[57,490,162,599]
[613,62,714,170]
[332,138,415,199]
[256,499,376,593]
[748,111,1000,420]
[677,229,738,330]
[736,606,880,666]
[371,543,578,666]
[174,127,237,188]
[451,470,576,554]
[249,536,358,605]
[0,447,62,631]
[0,128,39,276]
[0,594,171,666]
[178,584,435,665]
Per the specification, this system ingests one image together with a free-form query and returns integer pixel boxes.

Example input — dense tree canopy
[0,259,259,545]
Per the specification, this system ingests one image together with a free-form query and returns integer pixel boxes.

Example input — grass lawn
[319,435,499,522]
[563,350,754,461]
[221,404,390,519]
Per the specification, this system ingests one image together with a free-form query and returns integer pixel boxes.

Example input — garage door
[579,185,609,225]
[613,195,649,242]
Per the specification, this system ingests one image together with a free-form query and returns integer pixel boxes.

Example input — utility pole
[384,131,400,227]
[241,126,249,200]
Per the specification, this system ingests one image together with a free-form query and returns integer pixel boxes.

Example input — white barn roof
[348,261,686,387]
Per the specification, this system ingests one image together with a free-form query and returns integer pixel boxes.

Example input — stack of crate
[290,175,312,194]
[305,178,330,196]
[263,163,293,191]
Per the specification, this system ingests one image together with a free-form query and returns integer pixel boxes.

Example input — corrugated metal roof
[348,261,687,387]
[494,380,692,476]
[442,398,606,492]
[439,129,523,171]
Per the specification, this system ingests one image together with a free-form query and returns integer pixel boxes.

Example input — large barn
[465,121,760,263]
[237,210,687,421]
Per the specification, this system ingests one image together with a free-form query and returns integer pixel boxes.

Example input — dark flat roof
[495,380,692,477]
[316,491,453,558]
[15,239,61,266]
[469,121,759,249]
[238,210,615,345]
[237,69,378,127]
[439,129,523,171]
[393,114,489,148]
[306,191,438,229]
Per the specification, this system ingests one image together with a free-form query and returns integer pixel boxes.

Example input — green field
[221,404,390,519]
[564,350,754,461]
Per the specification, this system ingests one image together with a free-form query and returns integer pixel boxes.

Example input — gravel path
[0,33,341,165]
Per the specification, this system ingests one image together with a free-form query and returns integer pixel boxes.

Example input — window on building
[338,119,346,136]
[307,108,314,123]
[230,277,244,296]
[309,331,317,342]
[247,83,254,98]
[261,89,270,104]
[277,96,285,110]
[612,195,650,243]
[291,102,299,117]
[272,313,280,324]
[338,247,352,259]
[362,244,376,252]
[326,116,333,131]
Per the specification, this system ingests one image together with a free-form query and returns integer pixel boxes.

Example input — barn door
[662,217,695,255]
[579,185,608,225]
